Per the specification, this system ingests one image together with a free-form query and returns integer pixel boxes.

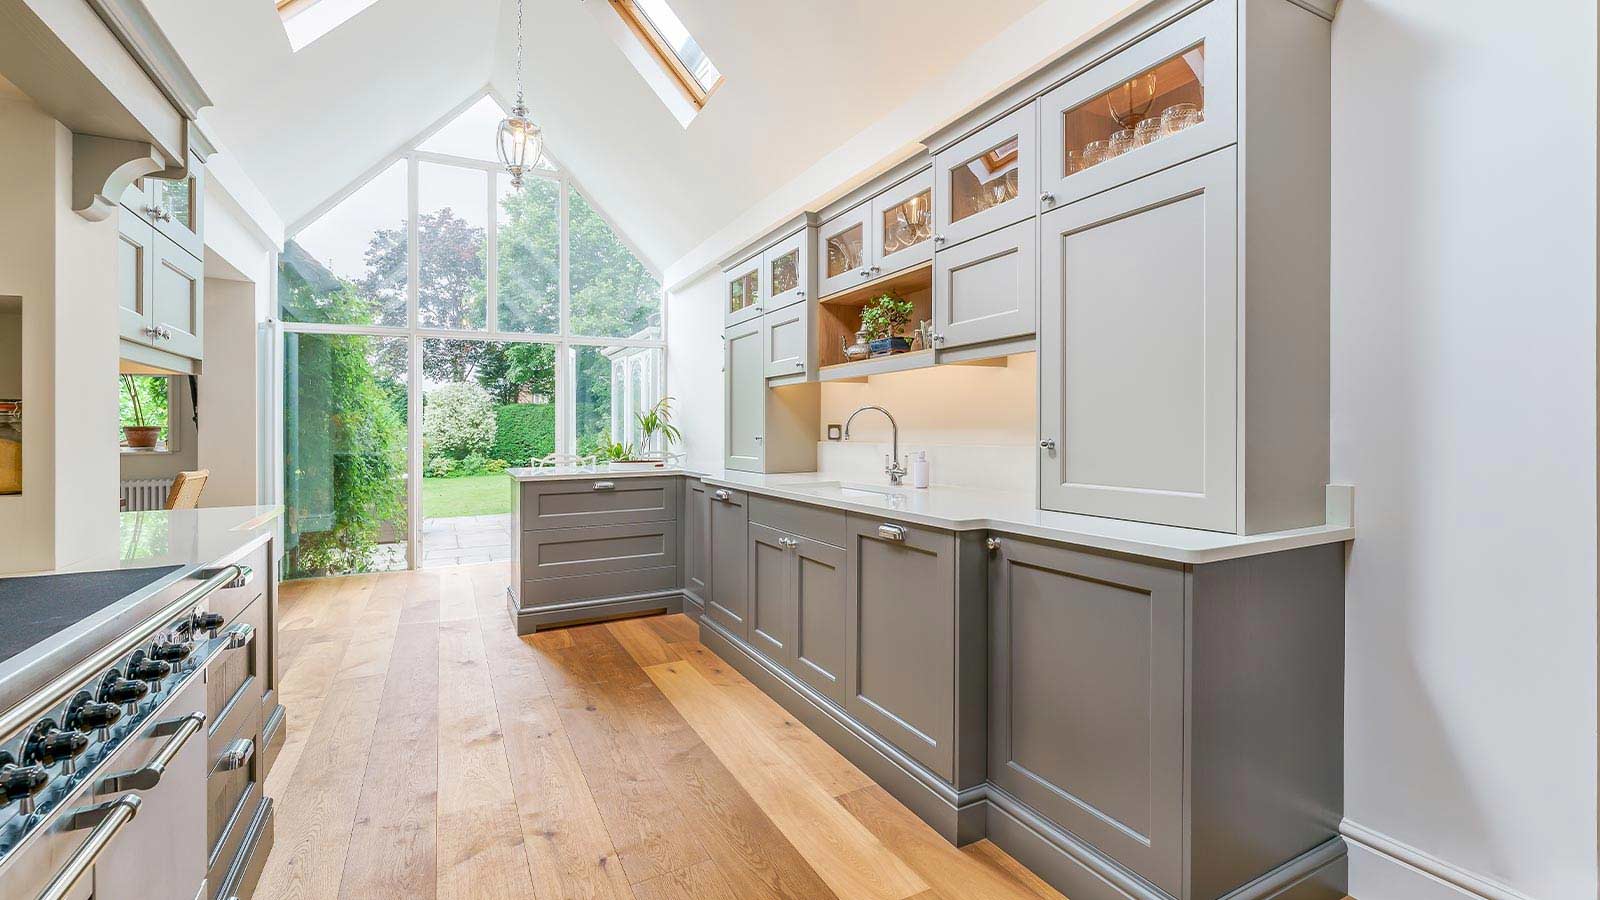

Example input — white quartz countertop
[507,465,684,481]
[505,469,1351,564]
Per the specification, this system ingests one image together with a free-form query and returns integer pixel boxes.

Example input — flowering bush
[422,382,496,461]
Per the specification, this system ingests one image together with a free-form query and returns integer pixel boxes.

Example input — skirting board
[507,587,685,634]
[699,617,1348,900]
[1342,820,1535,900]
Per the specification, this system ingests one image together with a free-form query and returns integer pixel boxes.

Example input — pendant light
[496,0,543,189]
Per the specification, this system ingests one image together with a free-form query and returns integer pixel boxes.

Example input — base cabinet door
[724,318,765,471]
[790,535,847,705]
[684,480,711,603]
[988,536,1186,895]
[845,515,956,781]
[706,488,750,637]
[747,523,794,659]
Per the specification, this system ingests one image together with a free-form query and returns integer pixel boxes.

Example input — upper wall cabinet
[818,166,934,299]
[122,148,206,262]
[763,227,813,312]
[818,203,875,298]
[119,148,207,370]
[1037,0,1236,212]
[933,107,1036,250]
[724,253,763,327]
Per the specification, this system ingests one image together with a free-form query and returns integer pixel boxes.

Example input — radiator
[120,477,173,511]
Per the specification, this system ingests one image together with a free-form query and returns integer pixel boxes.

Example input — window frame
[607,0,724,109]
[277,94,667,571]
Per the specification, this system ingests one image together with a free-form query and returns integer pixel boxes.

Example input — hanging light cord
[513,0,525,109]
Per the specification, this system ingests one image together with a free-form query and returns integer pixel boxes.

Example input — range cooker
[0,562,253,900]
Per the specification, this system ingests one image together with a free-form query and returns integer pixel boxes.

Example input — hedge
[491,402,555,465]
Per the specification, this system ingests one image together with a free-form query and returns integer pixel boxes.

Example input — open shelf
[818,348,935,382]
[817,260,933,308]
[817,261,934,379]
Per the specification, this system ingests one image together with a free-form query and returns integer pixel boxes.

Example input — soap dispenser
[912,450,929,489]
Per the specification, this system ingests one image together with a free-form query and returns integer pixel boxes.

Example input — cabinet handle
[858,269,872,279]
[931,333,945,346]
[144,205,171,223]
[753,435,763,442]
[797,290,805,300]
[215,738,255,773]
[592,481,615,491]
[985,537,1002,553]
[712,489,730,502]
[933,235,946,245]
[219,622,254,652]
[1040,192,1056,206]
[1039,439,1056,452]
[876,524,906,542]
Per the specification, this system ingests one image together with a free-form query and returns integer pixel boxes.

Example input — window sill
[120,446,177,456]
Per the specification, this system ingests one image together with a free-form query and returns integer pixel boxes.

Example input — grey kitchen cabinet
[724,317,765,471]
[119,208,205,363]
[932,216,1037,351]
[747,522,794,659]
[705,486,751,638]
[724,252,763,327]
[520,476,679,530]
[933,104,1037,250]
[844,515,959,781]
[988,536,1186,895]
[788,533,848,706]
[118,203,156,343]
[761,300,813,380]
[762,225,813,312]
[871,167,935,276]
[121,147,206,261]
[684,478,711,607]
[817,202,875,297]
[1038,148,1238,532]
[817,163,935,301]
[518,521,680,581]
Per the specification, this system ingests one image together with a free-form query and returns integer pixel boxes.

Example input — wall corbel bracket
[72,134,165,222]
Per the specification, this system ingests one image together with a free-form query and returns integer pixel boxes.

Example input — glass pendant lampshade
[497,102,542,189]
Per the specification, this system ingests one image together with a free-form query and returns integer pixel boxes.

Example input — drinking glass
[1134,118,1163,148]
[1082,141,1110,169]
[1108,128,1136,158]
[1160,103,1203,136]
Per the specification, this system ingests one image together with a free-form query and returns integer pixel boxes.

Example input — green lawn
[421,473,513,519]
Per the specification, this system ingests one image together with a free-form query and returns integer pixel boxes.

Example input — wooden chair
[164,469,210,510]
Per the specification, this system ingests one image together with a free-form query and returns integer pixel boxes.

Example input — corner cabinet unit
[118,146,208,373]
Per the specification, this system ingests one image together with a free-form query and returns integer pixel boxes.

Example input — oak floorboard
[627,859,740,900]
[605,617,677,668]
[963,840,1071,900]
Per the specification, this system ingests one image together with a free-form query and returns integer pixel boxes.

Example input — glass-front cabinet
[817,204,873,297]
[934,105,1037,249]
[762,227,811,311]
[724,252,763,327]
[871,168,934,275]
[1038,0,1235,210]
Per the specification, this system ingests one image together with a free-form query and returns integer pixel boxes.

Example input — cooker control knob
[24,719,90,774]
[192,611,225,636]
[65,690,123,739]
[126,651,172,687]
[0,753,49,814]
[150,641,193,664]
[99,670,150,714]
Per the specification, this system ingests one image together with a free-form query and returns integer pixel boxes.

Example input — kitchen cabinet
[818,203,875,298]
[931,217,1036,351]
[760,301,812,379]
[762,226,813,311]
[724,252,763,327]
[118,148,207,369]
[1038,148,1237,531]
[724,317,821,474]
[844,515,958,781]
[122,147,206,261]
[788,534,847,706]
[705,486,750,638]
[933,105,1036,250]
[747,522,793,659]
[987,536,1186,894]
[871,168,935,276]
[742,495,850,706]
[1037,0,1235,212]
[818,166,935,300]
[519,476,679,530]
[684,479,711,607]
[724,317,765,471]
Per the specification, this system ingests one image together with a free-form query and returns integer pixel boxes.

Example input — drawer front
[749,494,846,547]
[521,476,679,529]
[207,595,266,756]
[217,799,274,900]
[207,698,262,875]
[209,543,269,625]
[520,521,680,580]
[520,566,680,610]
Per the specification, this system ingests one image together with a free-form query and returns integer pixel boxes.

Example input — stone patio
[421,513,512,567]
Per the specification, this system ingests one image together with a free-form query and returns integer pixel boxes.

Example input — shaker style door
[685,480,712,603]
[1038,0,1236,212]
[724,254,763,327]
[761,302,810,379]
[790,534,847,706]
[817,204,875,298]
[706,488,750,638]
[763,228,811,311]
[747,523,794,660]
[151,232,205,360]
[934,105,1038,249]
[118,205,156,345]
[152,150,206,261]
[723,318,765,472]
[932,217,1036,351]
[871,168,935,276]
[1039,148,1238,531]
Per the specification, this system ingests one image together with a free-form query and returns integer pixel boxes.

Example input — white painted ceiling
[145,0,1046,270]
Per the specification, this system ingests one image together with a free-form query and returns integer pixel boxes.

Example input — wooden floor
[258,564,1067,900]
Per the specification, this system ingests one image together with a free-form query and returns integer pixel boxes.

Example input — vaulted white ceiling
[144,0,1045,271]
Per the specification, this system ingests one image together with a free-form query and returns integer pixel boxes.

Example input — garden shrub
[423,382,496,459]
[483,458,509,473]
[490,402,555,464]
[425,456,457,478]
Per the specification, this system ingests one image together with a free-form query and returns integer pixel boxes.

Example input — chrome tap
[843,405,907,486]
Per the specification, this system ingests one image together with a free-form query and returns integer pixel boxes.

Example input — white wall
[198,277,261,507]
[1331,2,1597,898]
[665,270,724,472]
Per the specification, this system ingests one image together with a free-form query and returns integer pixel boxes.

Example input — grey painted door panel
[934,217,1038,349]
[845,515,957,781]
[706,488,750,637]
[762,303,810,378]
[724,318,765,471]
[152,231,204,359]
[685,480,711,601]
[1039,147,1238,531]
[748,523,793,658]
[988,535,1185,894]
[521,476,680,530]
[519,521,680,580]
[791,535,847,705]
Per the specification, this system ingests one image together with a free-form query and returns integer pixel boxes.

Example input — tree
[363,208,488,382]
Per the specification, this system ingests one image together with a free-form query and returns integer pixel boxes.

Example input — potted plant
[859,293,916,357]
[121,375,161,449]
[635,397,681,457]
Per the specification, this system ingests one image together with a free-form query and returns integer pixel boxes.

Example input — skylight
[609,0,723,108]
[278,0,381,52]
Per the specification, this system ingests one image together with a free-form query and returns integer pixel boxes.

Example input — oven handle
[98,711,206,793]
[36,794,142,900]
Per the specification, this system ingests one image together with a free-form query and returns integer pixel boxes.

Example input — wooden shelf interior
[818,262,933,369]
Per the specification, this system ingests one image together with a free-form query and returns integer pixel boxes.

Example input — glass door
[817,203,874,297]
[934,104,1037,249]
[762,228,811,311]
[871,168,934,276]
[724,253,763,326]
[1038,0,1235,210]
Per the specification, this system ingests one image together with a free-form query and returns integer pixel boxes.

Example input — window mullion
[487,171,499,333]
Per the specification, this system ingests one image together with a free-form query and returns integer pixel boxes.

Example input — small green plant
[121,375,151,427]
[598,440,634,462]
[635,397,682,452]
[483,458,509,473]
[859,293,915,341]
[458,452,489,476]
[426,456,458,478]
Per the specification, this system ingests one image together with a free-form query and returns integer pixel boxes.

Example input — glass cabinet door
[817,204,874,297]
[763,227,811,311]
[151,150,205,261]
[871,168,934,276]
[724,254,763,327]
[934,104,1037,249]
[1038,0,1235,210]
